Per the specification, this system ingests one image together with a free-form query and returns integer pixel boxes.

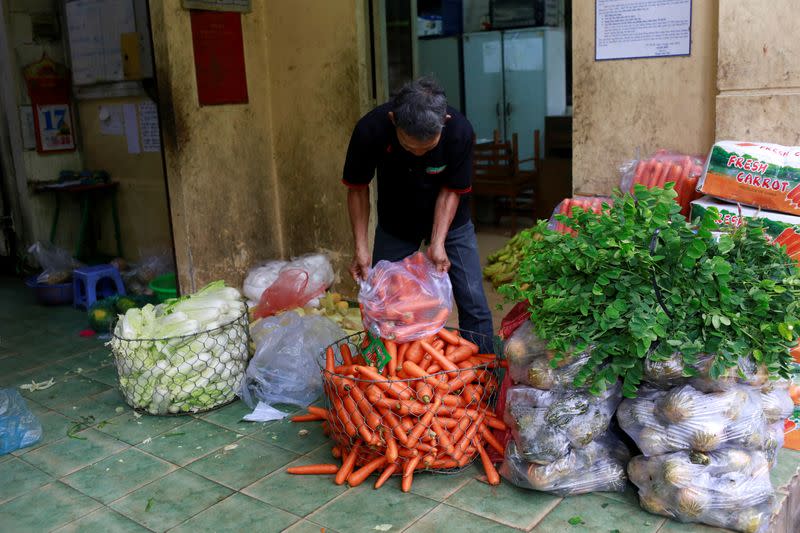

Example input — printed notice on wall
[482,41,501,74]
[138,101,161,152]
[595,0,691,61]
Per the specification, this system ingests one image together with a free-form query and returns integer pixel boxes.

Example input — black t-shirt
[342,102,473,243]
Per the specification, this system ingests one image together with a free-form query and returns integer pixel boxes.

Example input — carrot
[336,444,361,485]
[374,464,398,489]
[421,341,458,371]
[385,339,398,376]
[402,454,421,492]
[453,413,485,461]
[349,384,381,430]
[385,430,399,463]
[436,327,461,346]
[348,456,387,487]
[789,383,800,404]
[405,341,424,363]
[476,441,500,485]
[431,419,455,454]
[480,425,504,454]
[325,346,335,372]
[331,395,357,437]
[343,396,375,444]
[458,337,479,355]
[431,458,459,469]
[435,369,476,393]
[397,342,408,367]
[307,406,329,418]
[287,464,340,475]
[291,414,325,422]
[401,360,430,380]
[447,345,475,364]
[331,446,342,459]
[415,381,435,404]
[354,366,412,400]
[340,344,353,366]
[378,406,409,445]
[406,398,442,448]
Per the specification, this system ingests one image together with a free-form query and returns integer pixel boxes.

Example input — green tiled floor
[1,276,799,532]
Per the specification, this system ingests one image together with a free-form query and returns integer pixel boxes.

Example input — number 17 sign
[34,103,75,152]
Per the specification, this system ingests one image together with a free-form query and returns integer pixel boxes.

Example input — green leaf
[568,516,584,526]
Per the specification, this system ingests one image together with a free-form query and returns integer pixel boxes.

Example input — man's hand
[427,243,451,273]
[350,248,371,281]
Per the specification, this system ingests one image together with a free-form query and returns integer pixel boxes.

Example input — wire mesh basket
[319,329,500,474]
[109,310,250,415]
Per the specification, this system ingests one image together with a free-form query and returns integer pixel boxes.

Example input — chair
[471,130,541,233]
[73,264,126,309]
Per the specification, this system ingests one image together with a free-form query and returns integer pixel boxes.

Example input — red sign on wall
[190,10,249,105]
[23,55,76,153]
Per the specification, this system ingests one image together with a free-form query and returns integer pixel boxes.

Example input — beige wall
[715,0,800,144]
[76,97,172,261]
[150,1,370,293]
[571,1,718,195]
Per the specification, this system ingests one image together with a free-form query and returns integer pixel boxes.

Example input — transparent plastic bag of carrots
[548,196,613,235]
[358,252,453,343]
[620,150,706,218]
[286,329,508,491]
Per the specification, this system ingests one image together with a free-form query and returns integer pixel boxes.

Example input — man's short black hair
[390,77,448,141]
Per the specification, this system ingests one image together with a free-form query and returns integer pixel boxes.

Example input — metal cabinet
[462,27,565,164]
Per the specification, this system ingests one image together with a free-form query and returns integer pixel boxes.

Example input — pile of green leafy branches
[500,185,800,397]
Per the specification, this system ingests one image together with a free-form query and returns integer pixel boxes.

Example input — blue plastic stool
[73,264,126,309]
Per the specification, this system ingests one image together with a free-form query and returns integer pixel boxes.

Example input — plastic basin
[149,272,178,302]
[25,276,74,306]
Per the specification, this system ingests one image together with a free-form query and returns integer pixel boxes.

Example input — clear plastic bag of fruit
[504,324,593,389]
[504,383,622,464]
[627,449,776,533]
[617,384,768,455]
[500,434,629,496]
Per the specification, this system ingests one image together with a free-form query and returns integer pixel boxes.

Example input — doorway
[0,0,175,291]
[374,0,573,232]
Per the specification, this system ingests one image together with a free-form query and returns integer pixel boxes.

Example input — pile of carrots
[286,328,507,491]
[627,151,705,217]
[359,252,451,342]
[551,197,612,235]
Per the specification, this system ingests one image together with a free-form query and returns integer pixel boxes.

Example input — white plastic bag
[239,311,345,408]
[252,254,335,318]
[243,260,286,302]
[27,241,82,284]
[358,252,452,342]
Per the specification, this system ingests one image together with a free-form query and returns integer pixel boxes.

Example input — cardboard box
[690,195,800,239]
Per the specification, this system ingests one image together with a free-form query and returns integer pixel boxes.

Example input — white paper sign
[138,101,161,152]
[505,36,543,72]
[122,103,140,154]
[482,41,501,74]
[596,0,691,61]
[98,105,124,135]
[36,104,75,151]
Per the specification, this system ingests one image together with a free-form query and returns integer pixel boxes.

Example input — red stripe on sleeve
[342,179,370,190]
[444,186,472,195]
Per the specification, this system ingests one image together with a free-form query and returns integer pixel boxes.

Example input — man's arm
[348,187,371,280]
[428,189,460,272]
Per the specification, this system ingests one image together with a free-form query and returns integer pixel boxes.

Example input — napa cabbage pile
[109,281,249,414]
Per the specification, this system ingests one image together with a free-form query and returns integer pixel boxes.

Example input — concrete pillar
[715,0,800,144]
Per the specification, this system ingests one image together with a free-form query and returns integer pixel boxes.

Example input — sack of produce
[358,252,452,343]
[760,379,795,424]
[547,196,612,235]
[109,281,249,415]
[643,353,771,393]
[504,383,621,464]
[241,311,345,409]
[627,449,776,533]
[504,323,592,389]
[699,141,800,216]
[617,384,768,455]
[500,434,629,496]
[619,150,705,217]
[253,254,335,318]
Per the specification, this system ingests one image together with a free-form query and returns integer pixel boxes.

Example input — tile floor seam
[0,458,56,507]
[161,491,240,532]
[523,496,563,532]
[398,501,446,532]
[96,466,181,507]
[41,480,113,532]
